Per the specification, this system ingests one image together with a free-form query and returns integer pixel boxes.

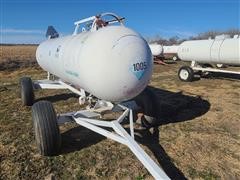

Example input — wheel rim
[180,69,189,80]
[216,64,223,68]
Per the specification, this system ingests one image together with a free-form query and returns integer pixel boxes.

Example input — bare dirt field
[0,45,239,179]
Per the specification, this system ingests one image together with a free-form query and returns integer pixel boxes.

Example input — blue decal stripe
[133,70,145,80]
[65,70,79,77]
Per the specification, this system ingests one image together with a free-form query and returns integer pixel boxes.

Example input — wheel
[20,77,34,106]
[134,87,158,128]
[216,64,224,68]
[172,56,178,61]
[178,66,194,82]
[32,101,61,156]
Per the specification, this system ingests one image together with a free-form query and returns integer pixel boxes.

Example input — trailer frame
[32,76,170,180]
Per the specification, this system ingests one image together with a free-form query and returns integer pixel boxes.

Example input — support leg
[111,121,170,180]
[47,72,50,80]
[129,109,134,139]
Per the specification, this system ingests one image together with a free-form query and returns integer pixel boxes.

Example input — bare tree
[147,28,240,45]
[168,36,180,45]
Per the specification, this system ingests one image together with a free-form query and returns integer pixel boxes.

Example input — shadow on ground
[148,86,210,125]
[41,86,210,179]
[36,93,78,103]
[132,86,210,179]
[61,126,106,154]
[202,72,240,81]
[135,128,187,179]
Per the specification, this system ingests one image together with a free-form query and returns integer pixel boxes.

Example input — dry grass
[0,45,38,70]
[0,45,240,179]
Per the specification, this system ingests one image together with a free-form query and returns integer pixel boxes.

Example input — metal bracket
[190,61,240,75]
[72,12,125,35]
[58,105,170,180]
[33,77,170,179]
[192,66,240,75]
[191,61,197,67]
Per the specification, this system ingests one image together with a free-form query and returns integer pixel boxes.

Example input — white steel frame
[73,12,124,35]
[33,77,170,180]
[191,61,240,75]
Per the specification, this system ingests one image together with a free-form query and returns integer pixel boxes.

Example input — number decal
[133,62,147,71]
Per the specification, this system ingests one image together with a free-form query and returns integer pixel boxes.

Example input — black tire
[134,87,158,128]
[32,101,61,156]
[20,77,34,106]
[178,66,194,82]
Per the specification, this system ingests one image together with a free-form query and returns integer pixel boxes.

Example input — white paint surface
[178,36,240,65]
[36,25,153,102]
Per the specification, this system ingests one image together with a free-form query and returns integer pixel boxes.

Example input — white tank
[163,45,179,55]
[149,43,163,56]
[36,13,153,102]
[177,35,240,65]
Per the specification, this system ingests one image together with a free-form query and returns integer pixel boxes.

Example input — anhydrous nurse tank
[163,45,179,61]
[163,45,179,55]
[149,43,163,56]
[36,13,153,102]
[178,35,240,65]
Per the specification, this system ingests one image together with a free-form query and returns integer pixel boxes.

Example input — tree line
[147,28,240,45]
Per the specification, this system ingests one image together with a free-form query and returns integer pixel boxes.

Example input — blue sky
[1,0,239,44]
